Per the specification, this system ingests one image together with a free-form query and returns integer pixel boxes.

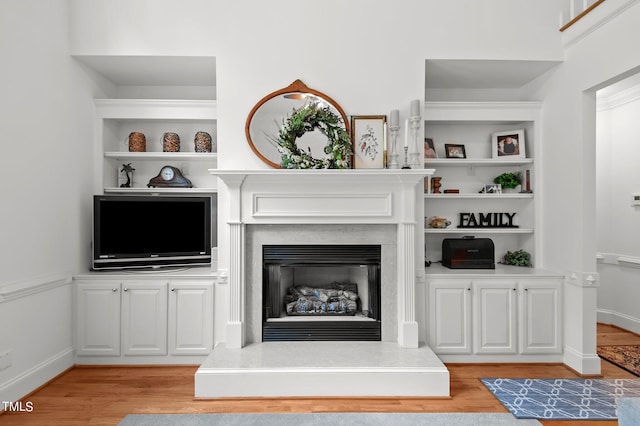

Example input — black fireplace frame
[262,244,382,341]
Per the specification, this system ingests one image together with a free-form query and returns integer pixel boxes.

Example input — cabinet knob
[171,288,176,292]
[467,288,471,291]
[525,288,529,291]
[123,287,128,292]
[513,288,516,291]
[112,288,118,292]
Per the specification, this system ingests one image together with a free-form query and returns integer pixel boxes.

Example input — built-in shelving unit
[94,99,218,194]
[423,101,542,268]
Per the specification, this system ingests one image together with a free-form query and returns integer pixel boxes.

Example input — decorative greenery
[493,172,522,189]
[502,249,532,267]
[276,102,352,169]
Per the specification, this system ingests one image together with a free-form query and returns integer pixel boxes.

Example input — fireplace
[262,244,381,341]
[196,170,451,399]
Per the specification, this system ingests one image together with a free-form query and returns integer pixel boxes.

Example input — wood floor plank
[0,323,636,426]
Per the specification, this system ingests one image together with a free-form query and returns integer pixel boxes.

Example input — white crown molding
[597,84,640,111]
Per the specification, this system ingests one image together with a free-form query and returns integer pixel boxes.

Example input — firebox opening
[262,245,382,341]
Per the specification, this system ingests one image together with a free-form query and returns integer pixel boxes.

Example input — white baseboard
[0,347,74,404]
[598,309,640,335]
[563,345,602,375]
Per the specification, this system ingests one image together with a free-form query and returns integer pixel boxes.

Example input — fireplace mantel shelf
[210,168,435,179]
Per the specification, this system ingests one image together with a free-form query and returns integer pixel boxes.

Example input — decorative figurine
[119,163,135,188]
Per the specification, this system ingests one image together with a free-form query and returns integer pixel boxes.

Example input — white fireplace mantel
[209,168,435,349]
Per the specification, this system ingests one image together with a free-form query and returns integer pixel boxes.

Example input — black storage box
[442,236,495,269]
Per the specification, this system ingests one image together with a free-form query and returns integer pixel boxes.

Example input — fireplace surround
[211,169,434,349]
[195,169,451,398]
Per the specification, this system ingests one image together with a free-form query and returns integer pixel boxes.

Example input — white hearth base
[195,341,450,398]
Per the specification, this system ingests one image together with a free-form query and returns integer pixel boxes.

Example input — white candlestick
[390,109,399,127]
[404,119,408,147]
[410,99,420,117]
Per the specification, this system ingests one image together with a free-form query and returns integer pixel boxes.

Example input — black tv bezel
[92,194,215,271]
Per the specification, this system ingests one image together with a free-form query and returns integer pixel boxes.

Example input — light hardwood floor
[1,323,639,426]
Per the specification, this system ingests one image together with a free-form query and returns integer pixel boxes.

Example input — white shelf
[425,228,534,234]
[104,187,216,194]
[105,152,217,162]
[424,193,533,199]
[424,158,533,167]
[95,98,218,194]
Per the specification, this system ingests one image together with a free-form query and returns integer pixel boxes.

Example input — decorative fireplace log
[284,284,359,315]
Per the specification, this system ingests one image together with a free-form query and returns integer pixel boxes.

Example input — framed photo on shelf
[480,184,502,194]
[492,129,525,159]
[424,138,437,159]
[351,115,386,168]
[444,143,466,158]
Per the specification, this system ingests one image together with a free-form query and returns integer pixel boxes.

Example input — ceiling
[73,55,216,86]
[425,59,562,90]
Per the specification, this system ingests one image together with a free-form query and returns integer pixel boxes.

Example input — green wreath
[277,103,352,169]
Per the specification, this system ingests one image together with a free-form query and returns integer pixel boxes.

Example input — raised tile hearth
[195,341,449,398]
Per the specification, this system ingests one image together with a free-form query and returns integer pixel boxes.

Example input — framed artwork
[424,138,437,159]
[444,143,466,158]
[492,129,525,159]
[351,115,386,168]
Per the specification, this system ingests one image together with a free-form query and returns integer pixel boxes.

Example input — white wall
[0,0,110,403]
[522,0,640,373]
[596,85,640,333]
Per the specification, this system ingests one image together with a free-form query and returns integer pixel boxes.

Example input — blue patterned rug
[481,378,640,420]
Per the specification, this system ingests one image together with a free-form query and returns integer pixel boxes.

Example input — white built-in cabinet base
[74,271,214,365]
[427,265,563,363]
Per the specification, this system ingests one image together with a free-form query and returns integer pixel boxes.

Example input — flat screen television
[92,194,215,271]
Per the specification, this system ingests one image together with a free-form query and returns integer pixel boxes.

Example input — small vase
[431,177,442,194]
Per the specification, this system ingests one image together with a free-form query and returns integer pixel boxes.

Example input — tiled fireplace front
[245,224,397,343]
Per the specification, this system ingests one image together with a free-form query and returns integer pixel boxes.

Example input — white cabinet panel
[75,281,121,356]
[168,282,213,355]
[428,280,472,354]
[473,281,517,354]
[520,282,562,354]
[122,282,168,356]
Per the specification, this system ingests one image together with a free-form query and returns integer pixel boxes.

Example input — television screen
[92,195,215,270]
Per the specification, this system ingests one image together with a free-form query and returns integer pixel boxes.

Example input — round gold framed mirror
[245,79,351,168]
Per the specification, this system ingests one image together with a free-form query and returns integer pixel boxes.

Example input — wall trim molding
[0,271,72,303]
[597,252,640,268]
[0,347,74,405]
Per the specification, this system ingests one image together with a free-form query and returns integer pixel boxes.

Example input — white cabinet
[423,102,541,267]
[473,280,518,354]
[428,280,472,354]
[168,281,213,355]
[520,281,562,354]
[427,272,562,361]
[121,282,168,356]
[75,281,121,356]
[74,275,214,363]
[94,99,218,194]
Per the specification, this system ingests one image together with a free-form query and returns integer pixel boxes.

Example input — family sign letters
[458,212,518,228]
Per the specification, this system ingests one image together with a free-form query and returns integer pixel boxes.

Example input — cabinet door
[473,280,517,354]
[428,280,472,354]
[121,281,168,356]
[520,280,562,354]
[168,281,213,355]
[75,281,121,356]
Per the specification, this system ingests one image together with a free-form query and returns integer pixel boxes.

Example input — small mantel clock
[147,165,193,188]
